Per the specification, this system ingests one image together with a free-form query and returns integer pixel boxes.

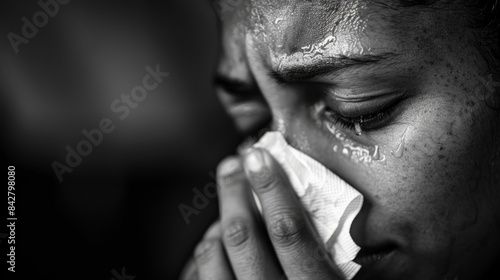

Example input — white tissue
[254,132,363,280]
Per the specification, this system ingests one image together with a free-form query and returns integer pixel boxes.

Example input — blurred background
[0,1,243,279]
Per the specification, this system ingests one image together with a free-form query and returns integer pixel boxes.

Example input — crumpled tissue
[253,131,363,280]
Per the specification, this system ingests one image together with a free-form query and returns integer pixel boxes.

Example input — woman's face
[216,0,500,279]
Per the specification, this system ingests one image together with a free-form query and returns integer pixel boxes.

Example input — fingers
[180,223,221,280]
[203,221,222,239]
[194,221,234,280]
[242,148,342,280]
[217,156,283,280]
[179,258,197,280]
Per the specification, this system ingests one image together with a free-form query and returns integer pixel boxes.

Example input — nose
[350,200,371,249]
[278,119,404,249]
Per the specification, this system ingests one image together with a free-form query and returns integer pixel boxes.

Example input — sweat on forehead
[248,0,343,49]
[246,0,428,55]
[246,1,394,70]
[246,0,471,64]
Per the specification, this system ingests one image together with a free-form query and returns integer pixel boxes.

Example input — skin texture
[182,1,500,279]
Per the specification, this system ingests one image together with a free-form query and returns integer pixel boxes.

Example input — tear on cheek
[405,125,451,158]
[325,122,386,165]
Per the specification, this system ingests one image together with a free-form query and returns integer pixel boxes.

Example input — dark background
[0,1,241,279]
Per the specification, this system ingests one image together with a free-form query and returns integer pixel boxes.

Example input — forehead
[249,0,352,51]
[246,0,459,69]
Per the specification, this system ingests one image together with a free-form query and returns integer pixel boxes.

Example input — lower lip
[230,102,267,116]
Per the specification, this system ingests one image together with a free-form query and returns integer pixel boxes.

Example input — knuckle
[299,258,321,275]
[268,214,306,247]
[251,171,278,193]
[223,219,251,248]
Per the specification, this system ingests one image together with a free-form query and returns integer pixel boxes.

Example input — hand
[180,148,343,280]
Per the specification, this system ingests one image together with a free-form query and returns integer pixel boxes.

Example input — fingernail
[217,157,242,187]
[237,138,257,156]
[218,157,241,178]
[244,148,265,173]
[204,222,221,239]
[194,240,214,259]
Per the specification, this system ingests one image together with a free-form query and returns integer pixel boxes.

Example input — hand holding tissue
[254,132,364,280]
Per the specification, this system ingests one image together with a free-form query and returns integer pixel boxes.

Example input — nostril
[356,243,398,259]
[353,242,398,266]
[349,199,371,248]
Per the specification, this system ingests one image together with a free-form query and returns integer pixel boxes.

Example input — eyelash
[320,91,401,132]
[322,107,397,131]
[273,78,403,132]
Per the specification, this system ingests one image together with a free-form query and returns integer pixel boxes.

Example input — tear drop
[392,128,409,158]
[355,122,362,136]
[372,145,380,160]
[393,139,405,158]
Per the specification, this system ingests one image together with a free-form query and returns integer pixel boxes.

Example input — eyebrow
[269,53,398,84]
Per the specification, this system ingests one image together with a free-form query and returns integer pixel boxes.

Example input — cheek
[385,93,483,224]
[377,86,500,270]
